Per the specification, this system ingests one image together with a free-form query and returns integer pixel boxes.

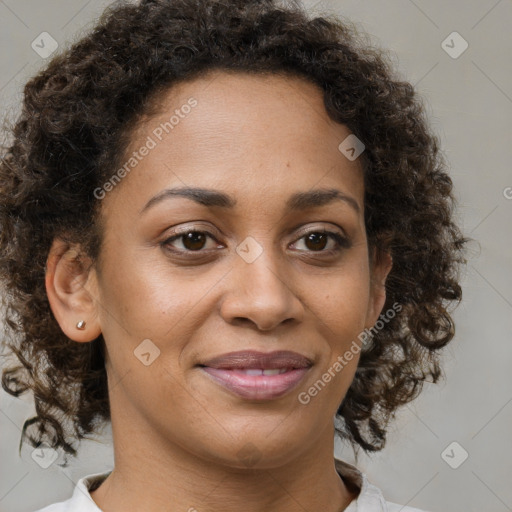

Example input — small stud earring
[76,320,86,330]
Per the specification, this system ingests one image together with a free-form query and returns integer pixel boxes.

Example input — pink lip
[200,350,313,370]
[199,350,313,400]
[201,367,311,400]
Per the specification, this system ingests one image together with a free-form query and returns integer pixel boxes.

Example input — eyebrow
[140,186,360,215]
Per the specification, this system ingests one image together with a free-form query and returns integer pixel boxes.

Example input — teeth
[237,368,289,376]
[244,369,263,376]
[263,369,286,376]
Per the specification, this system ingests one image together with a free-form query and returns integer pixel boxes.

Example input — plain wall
[1,1,511,511]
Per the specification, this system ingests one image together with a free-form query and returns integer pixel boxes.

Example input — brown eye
[181,231,207,251]
[304,232,329,251]
[162,230,219,253]
[292,230,349,254]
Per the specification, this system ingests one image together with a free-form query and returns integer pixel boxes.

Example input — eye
[162,230,220,253]
[291,229,351,254]
[160,227,351,256]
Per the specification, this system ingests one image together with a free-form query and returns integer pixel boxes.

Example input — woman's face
[85,71,391,468]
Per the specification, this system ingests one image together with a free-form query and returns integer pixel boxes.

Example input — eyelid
[289,227,351,252]
[291,223,346,240]
[161,222,350,255]
[162,226,223,250]
[164,222,346,243]
[165,223,223,240]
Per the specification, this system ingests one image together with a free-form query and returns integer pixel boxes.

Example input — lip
[200,350,313,370]
[199,350,313,401]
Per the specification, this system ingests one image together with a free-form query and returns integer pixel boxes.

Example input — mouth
[198,350,313,401]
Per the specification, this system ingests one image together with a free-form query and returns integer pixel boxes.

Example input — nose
[219,251,305,331]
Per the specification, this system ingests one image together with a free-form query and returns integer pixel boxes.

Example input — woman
[0,0,468,510]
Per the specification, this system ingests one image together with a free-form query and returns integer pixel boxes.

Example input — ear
[364,246,393,329]
[45,238,102,342]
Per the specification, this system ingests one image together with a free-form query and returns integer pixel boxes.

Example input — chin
[196,426,310,470]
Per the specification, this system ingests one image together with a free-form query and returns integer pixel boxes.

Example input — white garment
[33,458,429,512]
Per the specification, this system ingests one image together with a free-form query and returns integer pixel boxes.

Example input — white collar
[334,458,390,511]
[38,458,425,512]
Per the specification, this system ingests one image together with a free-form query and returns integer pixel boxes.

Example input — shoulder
[31,471,109,512]
[386,502,431,512]
[335,457,431,512]
[33,502,68,512]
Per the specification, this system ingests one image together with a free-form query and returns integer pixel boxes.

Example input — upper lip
[200,350,313,370]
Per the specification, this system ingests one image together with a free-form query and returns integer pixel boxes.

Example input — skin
[46,70,392,512]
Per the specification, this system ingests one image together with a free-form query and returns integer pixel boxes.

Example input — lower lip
[200,367,310,400]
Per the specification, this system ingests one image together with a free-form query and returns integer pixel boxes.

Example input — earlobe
[45,238,102,342]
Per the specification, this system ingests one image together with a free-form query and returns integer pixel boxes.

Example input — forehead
[104,70,365,216]
[143,70,350,154]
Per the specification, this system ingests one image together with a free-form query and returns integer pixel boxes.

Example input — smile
[200,366,310,400]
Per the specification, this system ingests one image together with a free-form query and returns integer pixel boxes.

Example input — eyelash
[160,228,351,257]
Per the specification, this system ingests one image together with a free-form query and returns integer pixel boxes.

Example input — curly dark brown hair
[0,0,469,462]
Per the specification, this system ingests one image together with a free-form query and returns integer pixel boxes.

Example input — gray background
[1,1,511,511]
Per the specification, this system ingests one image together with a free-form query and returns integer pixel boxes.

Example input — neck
[91,400,357,512]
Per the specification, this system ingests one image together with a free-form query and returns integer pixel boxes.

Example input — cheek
[96,247,191,335]
[304,251,370,404]
[95,248,227,380]
[312,255,371,339]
